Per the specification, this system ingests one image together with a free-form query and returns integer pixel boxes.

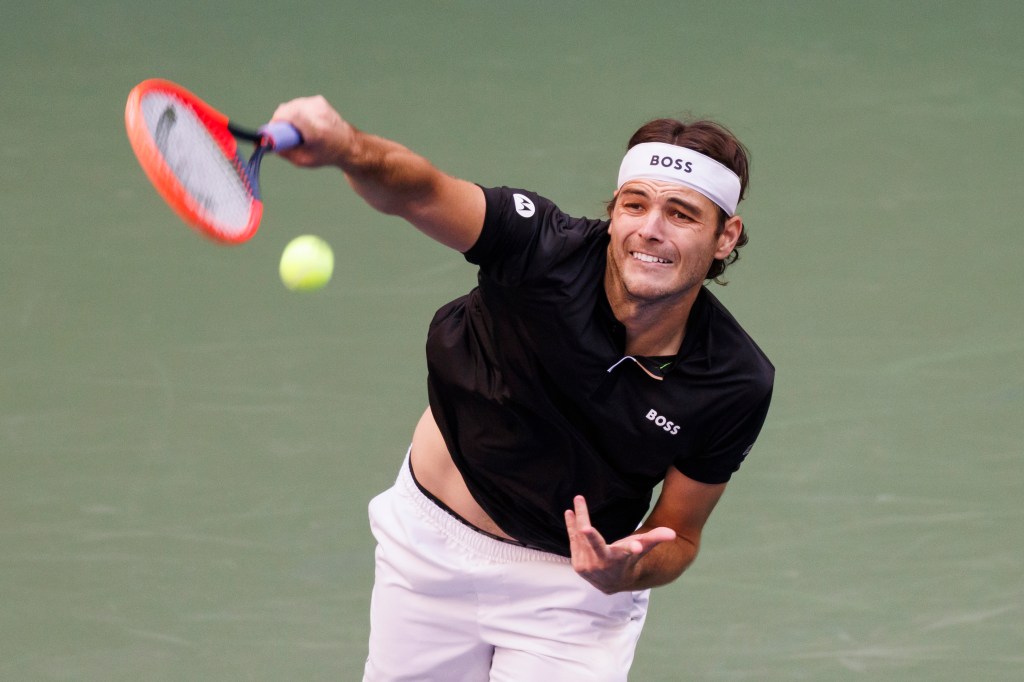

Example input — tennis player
[272,96,774,681]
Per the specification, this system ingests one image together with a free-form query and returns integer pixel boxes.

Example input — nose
[637,212,665,241]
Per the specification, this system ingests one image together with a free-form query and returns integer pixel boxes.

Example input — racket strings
[138,93,257,238]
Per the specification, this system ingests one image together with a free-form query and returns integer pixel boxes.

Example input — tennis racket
[125,78,302,244]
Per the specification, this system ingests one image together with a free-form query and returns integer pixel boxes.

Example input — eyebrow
[620,188,707,218]
[664,196,706,217]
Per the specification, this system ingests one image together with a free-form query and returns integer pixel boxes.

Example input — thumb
[626,527,677,556]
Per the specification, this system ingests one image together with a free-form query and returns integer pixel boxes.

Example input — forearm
[337,131,482,250]
[622,534,699,592]
[337,130,443,220]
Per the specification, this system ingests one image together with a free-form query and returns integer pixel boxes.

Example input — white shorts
[363,454,650,682]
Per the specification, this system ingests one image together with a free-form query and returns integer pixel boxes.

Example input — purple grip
[258,121,303,151]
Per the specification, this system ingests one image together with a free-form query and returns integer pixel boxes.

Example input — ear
[714,215,743,260]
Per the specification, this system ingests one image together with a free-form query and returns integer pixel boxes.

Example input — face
[606,179,741,305]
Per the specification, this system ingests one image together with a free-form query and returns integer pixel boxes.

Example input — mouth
[630,251,672,265]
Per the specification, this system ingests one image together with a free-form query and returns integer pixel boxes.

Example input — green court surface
[2,2,1021,679]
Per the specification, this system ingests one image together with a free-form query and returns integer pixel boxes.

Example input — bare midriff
[410,407,517,541]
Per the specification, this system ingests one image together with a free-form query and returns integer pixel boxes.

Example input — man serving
[272,97,774,681]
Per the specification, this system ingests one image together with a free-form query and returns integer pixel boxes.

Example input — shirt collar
[599,286,712,378]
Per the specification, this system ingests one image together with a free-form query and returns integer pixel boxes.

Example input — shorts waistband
[396,451,569,565]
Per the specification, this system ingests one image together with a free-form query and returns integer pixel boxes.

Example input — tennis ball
[279,235,334,292]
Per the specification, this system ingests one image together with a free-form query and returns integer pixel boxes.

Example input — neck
[604,277,700,357]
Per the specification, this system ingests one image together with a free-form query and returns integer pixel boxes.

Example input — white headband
[616,142,742,216]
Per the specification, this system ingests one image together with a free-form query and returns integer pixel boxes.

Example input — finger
[641,527,678,545]
[565,509,600,563]
[572,495,592,529]
[614,527,676,557]
[269,97,338,153]
[270,98,312,131]
[612,537,644,556]
[566,511,598,550]
[564,508,578,539]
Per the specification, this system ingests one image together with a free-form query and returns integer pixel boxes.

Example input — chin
[620,278,676,302]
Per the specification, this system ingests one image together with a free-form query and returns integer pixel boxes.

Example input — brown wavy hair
[607,118,751,283]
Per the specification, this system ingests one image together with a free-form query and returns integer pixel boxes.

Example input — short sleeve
[465,186,607,287]
[676,384,773,484]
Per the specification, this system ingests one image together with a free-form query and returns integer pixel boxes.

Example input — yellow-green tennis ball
[279,235,334,292]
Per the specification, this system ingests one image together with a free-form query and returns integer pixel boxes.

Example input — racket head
[125,79,263,244]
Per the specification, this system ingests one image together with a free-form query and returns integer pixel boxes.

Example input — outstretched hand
[564,495,677,594]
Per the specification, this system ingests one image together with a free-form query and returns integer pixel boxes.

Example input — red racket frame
[125,79,262,244]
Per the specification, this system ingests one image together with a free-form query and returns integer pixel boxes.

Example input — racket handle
[258,122,303,151]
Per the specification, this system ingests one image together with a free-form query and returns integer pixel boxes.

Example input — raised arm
[270,96,485,253]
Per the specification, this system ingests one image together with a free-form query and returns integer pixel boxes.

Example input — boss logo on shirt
[512,193,536,218]
[646,409,681,435]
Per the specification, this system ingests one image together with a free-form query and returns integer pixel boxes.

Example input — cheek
[608,218,636,245]
[673,234,719,267]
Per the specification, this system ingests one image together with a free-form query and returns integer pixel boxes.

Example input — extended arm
[270,96,485,253]
[565,466,726,594]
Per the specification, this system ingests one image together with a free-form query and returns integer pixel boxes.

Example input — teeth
[632,252,670,264]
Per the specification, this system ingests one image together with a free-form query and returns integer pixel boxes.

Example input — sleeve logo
[512,193,536,218]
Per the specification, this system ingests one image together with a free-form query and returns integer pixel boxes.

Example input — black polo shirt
[425,186,774,556]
